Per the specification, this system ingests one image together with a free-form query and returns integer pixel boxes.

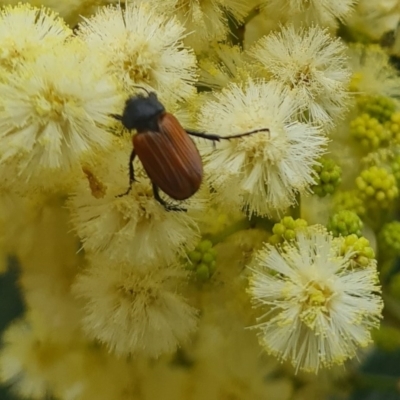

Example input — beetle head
[121,92,165,132]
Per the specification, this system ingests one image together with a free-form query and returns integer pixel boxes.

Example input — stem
[227,6,261,48]
[292,193,301,219]
[243,6,261,26]
[382,293,400,328]
[249,214,275,232]
[379,258,397,284]
[206,218,252,245]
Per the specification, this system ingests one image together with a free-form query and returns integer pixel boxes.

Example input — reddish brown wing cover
[133,113,203,200]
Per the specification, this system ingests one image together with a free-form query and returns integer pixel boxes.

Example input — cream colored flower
[73,258,198,358]
[69,140,203,267]
[143,0,257,51]
[197,80,327,216]
[349,44,400,98]
[0,40,122,184]
[0,0,116,27]
[249,25,351,126]
[198,43,259,89]
[260,0,356,29]
[345,0,400,41]
[77,2,196,102]
[0,316,84,400]
[248,226,383,372]
[54,349,139,400]
[0,3,71,77]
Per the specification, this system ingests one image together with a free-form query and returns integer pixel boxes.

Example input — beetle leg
[110,113,122,120]
[185,128,270,141]
[152,183,186,212]
[117,149,137,197]
[128,149,137,184]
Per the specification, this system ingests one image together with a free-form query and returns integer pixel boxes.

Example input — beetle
[112,89,269,211]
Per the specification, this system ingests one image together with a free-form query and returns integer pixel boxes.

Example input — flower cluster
[1,1,399,400]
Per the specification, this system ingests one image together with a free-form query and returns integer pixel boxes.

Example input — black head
[119,92,165,132]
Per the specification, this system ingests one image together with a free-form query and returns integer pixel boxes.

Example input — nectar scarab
[112,88,269,211]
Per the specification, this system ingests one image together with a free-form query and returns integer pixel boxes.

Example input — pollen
[0,37,19,70]
[33,86,70,120]
[300,281,335,330]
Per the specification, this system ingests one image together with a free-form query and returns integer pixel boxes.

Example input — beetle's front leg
[117,149,136,197]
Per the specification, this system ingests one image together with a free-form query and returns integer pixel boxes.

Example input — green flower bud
[355,166,398,209]
[209,260,217,275]
[342,234,375,267]
[333,190,366,217]
[357,95,396,123]
[312,158,342,197]
[350,113,389,150]
[384,111,400,143]
[196,264,210,281]
[202,252,214,264]
[186,239,218,280]
[188,250,202,263]
[390,154,400,184]
[269,217,308,245]
[197,240,213,253]
[327,210,363,237]
[379,222,400,257]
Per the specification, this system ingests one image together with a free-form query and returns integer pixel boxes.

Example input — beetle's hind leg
[152,183,186,212]
[117,149,137,197]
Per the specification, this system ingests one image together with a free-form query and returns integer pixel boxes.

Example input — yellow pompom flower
[0,317,84,400]
[198,43,256,89]
[260,0,356,29]
[143,0,257,51]
[1,0,116,27]
[69,144,203,267]
[349,44,400,98]
[198,80,327,216]
[249,25,351,127]
[248,225,383,373]
[77,2,197,102]
[0,40,122,187]
[73,258,198,358]
[0,3,71,77]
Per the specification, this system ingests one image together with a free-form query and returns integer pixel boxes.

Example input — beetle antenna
[185,128,270,141]
[132,85,151,96]
[222,127,270,139]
